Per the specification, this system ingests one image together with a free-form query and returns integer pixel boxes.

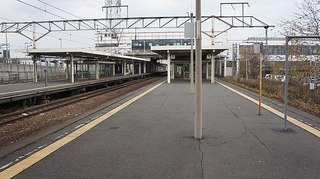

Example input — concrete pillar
[144,62,147,73]
[139,62,141,74]
[132,61,135,75]
[211,54,215,83]
[123,61,127,76]
[66,63,69,80]
[70,55,75,83]
[236,59,240,76]
[224,57,227,77]
[167,51,171,83]
[206,62,209,80]
[113,63,116,77]
[81,63,84,79]
[33,56,37,83]
[219,60,222,76]
[95,62,100,79]
[172,62,175,79]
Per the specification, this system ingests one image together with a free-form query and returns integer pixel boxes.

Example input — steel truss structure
[0,15,273,41]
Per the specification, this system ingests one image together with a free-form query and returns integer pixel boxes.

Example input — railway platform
[0,80,319,178]
[0,74,151,105]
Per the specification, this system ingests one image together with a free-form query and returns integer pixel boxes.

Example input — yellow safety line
[218,82,320,138]
[0,81,165,179]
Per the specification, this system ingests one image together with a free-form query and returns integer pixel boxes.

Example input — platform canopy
[151,45,229,60]
[28,48,150,62]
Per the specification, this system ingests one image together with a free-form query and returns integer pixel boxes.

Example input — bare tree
[282,0,320,36]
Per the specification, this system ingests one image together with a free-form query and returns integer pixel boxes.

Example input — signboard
[254,43,262,54]
[184,22,194,39]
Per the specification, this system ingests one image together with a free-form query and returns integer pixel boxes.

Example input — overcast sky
[0,0,300,57]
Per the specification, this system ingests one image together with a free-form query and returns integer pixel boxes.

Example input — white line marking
[218,82,320,138]
[0,81,165,179]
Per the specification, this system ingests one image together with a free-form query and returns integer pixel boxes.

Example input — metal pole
[5,33,9,60]
[45,59,48,87]
[259,52,263,115]
[71,55,74,83]
[211,52,215,83]
[33,56,37,83]
[167,51,171,83]
[190,13,194,93]
[284,37,289,131]
[245,49,248,80]
[32,23,36,49]
[195,0,202,139]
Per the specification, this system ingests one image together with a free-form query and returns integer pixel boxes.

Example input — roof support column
[132,61,135,75]
[123,61,127,76]
[211,53,215,83]
[172,62,175,80]
[206,62,209,80]
[32,55,38,83]
[113,63,116,77]
[224,56,227,77]
[70,55,74,83]
[95,62,100,79]
[144,62,147,74]
[66,63,69,80]
[139,62,141,74]
[167,51,171,83]
[219,59,222,76]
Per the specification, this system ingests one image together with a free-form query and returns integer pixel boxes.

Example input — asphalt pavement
[1,80,319,179]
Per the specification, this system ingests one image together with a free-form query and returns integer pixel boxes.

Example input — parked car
[265,74,272,80]
[275,75,286,82]
[310,76,320,87]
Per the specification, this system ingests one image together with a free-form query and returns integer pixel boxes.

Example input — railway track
[0,77,159,126]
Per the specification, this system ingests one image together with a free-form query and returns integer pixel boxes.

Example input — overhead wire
[252,7,320,37]
[15,0,96,43]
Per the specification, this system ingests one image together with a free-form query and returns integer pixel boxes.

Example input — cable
[253,7,320,37]
[16,0,66,20]
[15,0,95,41]
[37,0,83,19]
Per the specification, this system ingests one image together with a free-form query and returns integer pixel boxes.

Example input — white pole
[139,62,141,74]
[167,51,171,83]
[172,62,175,79]
[96,62,100,79]
[124,61,127,76]
[206,62,209,80]
[211,53,215,83]
[32,23,36,49]
[195,0,202,139]
[224,57,227,77]
[70,55,74,83]
[219,60,222,76]
[33,56,37,83]
[190,13,194,93]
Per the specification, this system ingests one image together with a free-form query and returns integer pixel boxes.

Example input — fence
[0,60,65,84]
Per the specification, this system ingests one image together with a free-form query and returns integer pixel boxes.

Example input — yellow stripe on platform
[0,81,165,179]
[218,82,320,138]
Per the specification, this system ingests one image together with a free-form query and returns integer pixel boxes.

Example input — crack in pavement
[218,96,272,154]
[197,139,205,179]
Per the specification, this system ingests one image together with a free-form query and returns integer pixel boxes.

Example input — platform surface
[1,80,320,179]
